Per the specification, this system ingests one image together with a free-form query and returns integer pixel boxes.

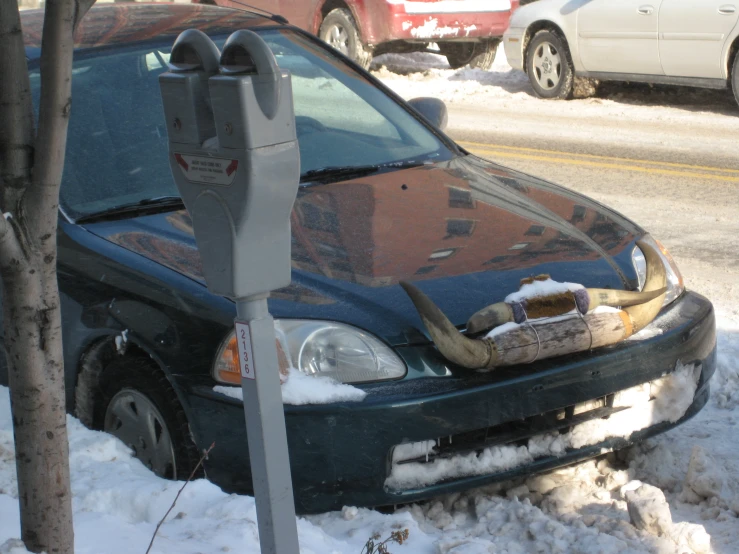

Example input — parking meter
[159,29,300,554]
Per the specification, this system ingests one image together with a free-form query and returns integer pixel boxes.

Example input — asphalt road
[446,112,739,316]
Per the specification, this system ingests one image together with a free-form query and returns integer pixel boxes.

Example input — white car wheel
[526,30,574,100]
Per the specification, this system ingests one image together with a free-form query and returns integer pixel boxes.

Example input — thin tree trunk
[0,242,72,554]
[0,1,95,552]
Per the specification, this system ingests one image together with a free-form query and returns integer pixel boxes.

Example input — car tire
[526,30,574,99]
[732,52,739,109]
[95,356,202,481]
[440,40,499,70]
[319,8,373,70]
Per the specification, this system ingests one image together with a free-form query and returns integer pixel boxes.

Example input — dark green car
[6,2,715,514]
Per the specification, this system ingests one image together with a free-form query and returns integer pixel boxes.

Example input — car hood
[83,155,643,345]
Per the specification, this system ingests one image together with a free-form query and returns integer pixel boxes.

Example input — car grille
[386,364,700,492]
[393,395,622,467]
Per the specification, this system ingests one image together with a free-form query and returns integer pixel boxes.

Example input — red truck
[206,0,519,69]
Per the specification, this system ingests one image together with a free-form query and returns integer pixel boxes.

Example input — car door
[658,0,739,78]
[577,0,664,75]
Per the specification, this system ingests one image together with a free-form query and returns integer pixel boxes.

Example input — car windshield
[30,29,455,220]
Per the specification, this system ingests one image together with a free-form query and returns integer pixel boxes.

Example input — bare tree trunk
[0,1,95,552]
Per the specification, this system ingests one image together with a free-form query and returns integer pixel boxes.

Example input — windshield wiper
[300,165,383,184]
[75,196,184,224]
[300,161,426,185]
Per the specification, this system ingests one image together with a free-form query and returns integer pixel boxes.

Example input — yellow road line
[465,147,739,183]
[457,140,739,176]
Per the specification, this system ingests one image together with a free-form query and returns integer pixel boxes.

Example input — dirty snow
[214,367,367,405]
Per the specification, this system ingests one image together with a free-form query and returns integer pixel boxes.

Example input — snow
[624,484,673,536]
[485,320,521,338]
[370,49,533,101]
[114,329,128,354]
[214,367,367,405]
[504,278,585,304]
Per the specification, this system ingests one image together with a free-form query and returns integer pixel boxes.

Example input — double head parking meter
[159,30,300,554]
[160,29,299,298]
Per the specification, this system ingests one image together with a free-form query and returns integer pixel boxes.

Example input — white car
[504,0,739,104]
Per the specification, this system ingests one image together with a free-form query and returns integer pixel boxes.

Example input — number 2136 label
[234,321,255,380]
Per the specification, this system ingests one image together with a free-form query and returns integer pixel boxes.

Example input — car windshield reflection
[31,29,455,221]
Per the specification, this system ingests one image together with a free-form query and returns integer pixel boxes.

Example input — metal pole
[234,295,300,554]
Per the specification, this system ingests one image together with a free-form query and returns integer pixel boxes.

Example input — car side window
[30,49,177,219]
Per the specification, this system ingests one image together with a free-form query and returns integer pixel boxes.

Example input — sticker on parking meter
[174,153,238,186]
[234,321,255,380]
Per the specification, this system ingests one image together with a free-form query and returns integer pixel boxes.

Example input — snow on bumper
[387,362,702,490]
[385,1,512,41]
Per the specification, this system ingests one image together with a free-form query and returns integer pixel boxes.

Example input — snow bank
[214,367,367,405]
[370,49,739,130]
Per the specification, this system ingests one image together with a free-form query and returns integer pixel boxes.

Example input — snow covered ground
[1,315,737,553]
[2,50,739,554]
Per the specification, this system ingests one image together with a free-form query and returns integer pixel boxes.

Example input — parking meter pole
[158,29,302,554]
[235,296,299,554]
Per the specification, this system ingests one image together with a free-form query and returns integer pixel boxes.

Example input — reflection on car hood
[83,155,643,345]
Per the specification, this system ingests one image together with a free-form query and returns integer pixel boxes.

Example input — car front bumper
[186,290,715,513]
[503,27,525,70]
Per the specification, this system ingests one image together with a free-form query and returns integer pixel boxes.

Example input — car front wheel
[732,52,739,109]
[439,40,499,70]
[319,8,373,70]
[96,357,202,480]
[526,30,574,99]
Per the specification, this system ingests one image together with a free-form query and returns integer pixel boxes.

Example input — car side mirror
[408,97,448,131]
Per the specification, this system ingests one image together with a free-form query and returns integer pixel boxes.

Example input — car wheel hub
[104,389,178,479]
[325,24,350,56]
[533,42,562,90]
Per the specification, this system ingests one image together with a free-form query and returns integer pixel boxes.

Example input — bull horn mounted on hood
[400,240,668,370]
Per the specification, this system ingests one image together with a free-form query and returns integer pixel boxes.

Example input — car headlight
[213,320,407,385]
[631,235,684,306]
